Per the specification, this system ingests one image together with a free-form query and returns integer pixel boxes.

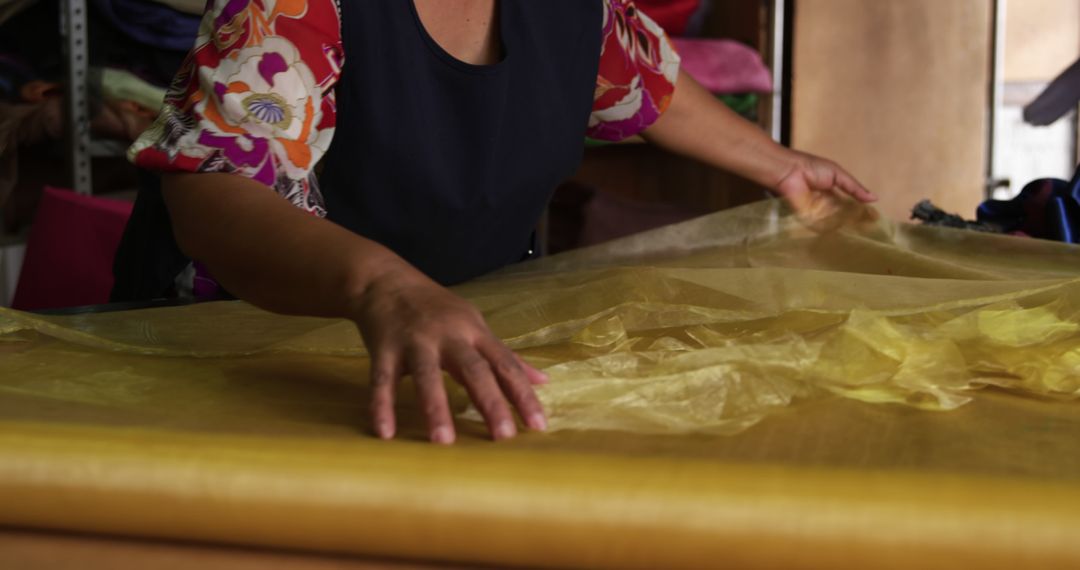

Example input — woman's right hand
[350,265,549,444]
[164,174,542,444]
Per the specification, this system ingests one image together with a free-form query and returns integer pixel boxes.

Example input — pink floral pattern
[129,0,678,215]
[588,0,680,140]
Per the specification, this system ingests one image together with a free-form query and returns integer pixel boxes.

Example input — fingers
[369,353,400,440]
[834,166,877,203]
[360,280,550,443]
[514,353,550,385]
[373,341,548,443]
[778,156,876,212]
[448,343,518,440]
[806,160,839,192]
[782,184,813,215]
[481,342,547,431]
[407,349,456,445]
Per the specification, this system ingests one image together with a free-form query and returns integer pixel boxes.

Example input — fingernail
[431,426,454,445]
[528,413,547,431]
[377,422,394,440]
[526,368,549,384]
[494,420,517,440]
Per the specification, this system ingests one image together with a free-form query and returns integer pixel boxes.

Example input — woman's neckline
[408,0,509,74]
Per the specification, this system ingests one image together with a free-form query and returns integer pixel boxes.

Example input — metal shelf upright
[60,0,92,195]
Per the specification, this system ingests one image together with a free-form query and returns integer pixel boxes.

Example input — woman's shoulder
[194,0,342,74]
[129,0,345,215]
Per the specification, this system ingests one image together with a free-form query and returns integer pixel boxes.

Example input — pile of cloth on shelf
[641,0,772,118]
[913,164,1080,244]
[671,37,772,121]
[89,0,201,53]
[586,0,770,147]
[0,0,198,231]
[636,0,710,37]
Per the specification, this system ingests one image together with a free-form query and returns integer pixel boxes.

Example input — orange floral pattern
[130,0,678,215]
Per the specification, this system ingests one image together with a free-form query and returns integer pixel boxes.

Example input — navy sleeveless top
[112,0,603,301]
[321,0,603,284]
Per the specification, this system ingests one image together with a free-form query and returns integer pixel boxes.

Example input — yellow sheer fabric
[1,201,1079,568]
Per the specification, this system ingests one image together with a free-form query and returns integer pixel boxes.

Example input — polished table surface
[0,528,488,570]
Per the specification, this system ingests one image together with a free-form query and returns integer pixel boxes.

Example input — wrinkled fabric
[671,38,773,95]
[6,199,1080,432]
[1,200,1079,568]
[978,165,1080,242]
[101,68,167,113]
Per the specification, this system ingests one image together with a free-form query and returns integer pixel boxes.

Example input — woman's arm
[164,172,390,317]
[164,172,549,444]
[585,3,870,212]
[641,70,877,213]
[132,0,546,445]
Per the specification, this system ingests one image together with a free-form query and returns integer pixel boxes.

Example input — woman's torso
[319,0,603,284]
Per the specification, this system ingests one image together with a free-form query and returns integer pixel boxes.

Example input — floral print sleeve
[128,0,343,216]
[588,0,681,141]
[129,0,674,214]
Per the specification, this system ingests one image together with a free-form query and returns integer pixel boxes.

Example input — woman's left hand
[772,150,878,214]
[643,70,877,216]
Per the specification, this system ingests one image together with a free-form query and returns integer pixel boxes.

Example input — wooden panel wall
[1005,0,1080,83]
[791,0,992,220]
